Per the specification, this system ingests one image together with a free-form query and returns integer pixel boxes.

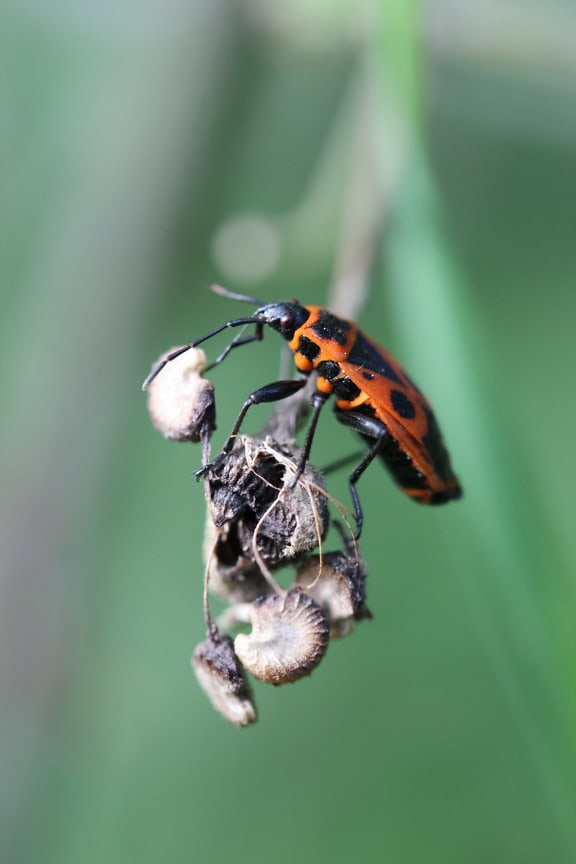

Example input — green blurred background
[2,1,576,862]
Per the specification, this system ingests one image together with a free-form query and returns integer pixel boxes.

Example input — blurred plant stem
[0,3,231,857]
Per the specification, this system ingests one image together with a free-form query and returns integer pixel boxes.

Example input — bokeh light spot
[212,214,281,283]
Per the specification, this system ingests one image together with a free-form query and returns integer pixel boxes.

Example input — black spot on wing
[390,389,416,420]
[347,333,404,384]
[374,432,428,492]
[430,486,462,503]
[421,406,458,485]
[311,310,351,346]
[336,406,427,492]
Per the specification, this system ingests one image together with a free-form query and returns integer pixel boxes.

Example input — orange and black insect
[143,287,462,537]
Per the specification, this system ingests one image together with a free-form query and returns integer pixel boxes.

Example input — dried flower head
[146,346,215,441]
[295,551,372,638]
[207,436,329,568]
[234,588,329,684]
[192,632,256,727]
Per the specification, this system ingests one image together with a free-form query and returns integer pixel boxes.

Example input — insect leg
[195,379,308,480]
[142,315,258,389]
[334,411,389,539]
[289,392,329,486]
[222,379,307,454]
[205,323,264,371]
[320,449,365,475]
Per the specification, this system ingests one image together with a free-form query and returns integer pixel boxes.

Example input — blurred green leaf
[3,3,576,864]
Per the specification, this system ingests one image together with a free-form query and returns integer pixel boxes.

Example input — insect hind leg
[334,410,388,539]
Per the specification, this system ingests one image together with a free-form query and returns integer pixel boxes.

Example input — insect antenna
[210,284,265,306]
[141,316,260,390]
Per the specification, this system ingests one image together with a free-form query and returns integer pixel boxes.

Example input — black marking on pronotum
[390,389,416,420]
[298,336,320,361]
[311,310,351,346]
[361,371,375,381]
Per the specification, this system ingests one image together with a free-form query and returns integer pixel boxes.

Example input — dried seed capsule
[192,633,256,727]
[234,589,329,685]
[203,514,274,603]
[295,551,372,638]
[146,346,215,441]
[208,436,329,567]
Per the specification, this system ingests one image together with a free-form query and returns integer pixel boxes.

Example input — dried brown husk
[207,436,329,569]
[192,633,256,727]
[295,551,372,638]
[203,516,274,603]
[146,346,215,441]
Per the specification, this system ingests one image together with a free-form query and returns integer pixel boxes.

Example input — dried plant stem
[263,74,382,443]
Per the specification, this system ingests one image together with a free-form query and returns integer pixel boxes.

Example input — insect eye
[280,311,294,330]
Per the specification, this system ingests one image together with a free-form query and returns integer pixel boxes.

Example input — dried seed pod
[203,516,273,603]
[234,589,329,685]
[146,346,215,441]
[208,436,329,567]
[295,551,372,638]
[192,633,256,727]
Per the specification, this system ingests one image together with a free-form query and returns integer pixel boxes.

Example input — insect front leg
[205,323,264,372]
[333,410,388,539]
[195,379,307,479]
[223,379,308,452]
